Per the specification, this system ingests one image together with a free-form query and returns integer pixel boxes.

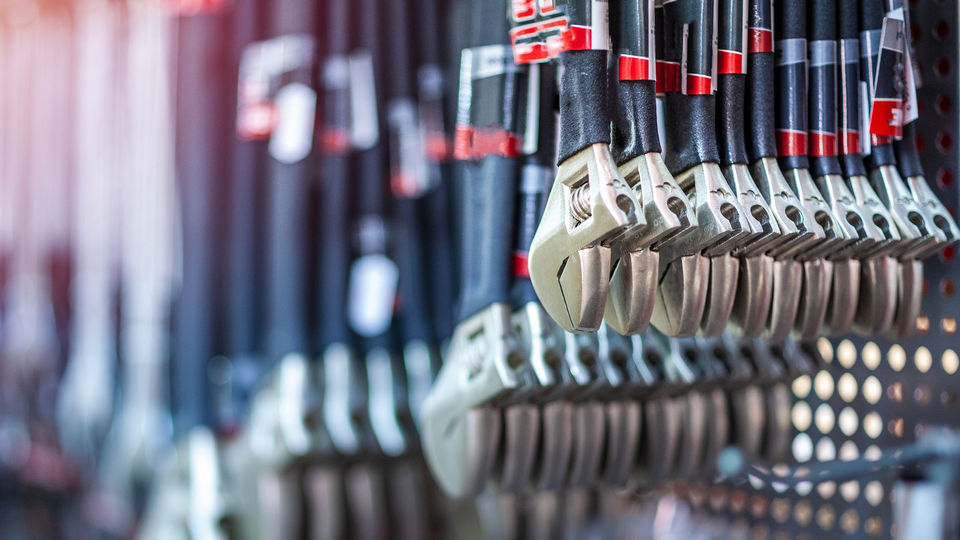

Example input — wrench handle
[557,49,611,164]
[745,0,777,161]
[774,0,809,172]
[895,122,924,179]
[664,93,720,175]
[808,0,842,178]
[717,0,749,166]
[611,0,660,163]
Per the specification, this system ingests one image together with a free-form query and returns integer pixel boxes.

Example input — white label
[268,82,316,163]
[348,254,399,337]
[590,0,610,50]
[349,51,380,150]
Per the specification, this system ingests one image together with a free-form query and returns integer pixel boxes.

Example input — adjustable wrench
[742,339,792,462]
[836,0,901,337]
[526,0,644,334]
[807,0,886,337]
[606,0,697,336]
[859,0,942,338]
[716,0,783,337]
[101,0,178,497]
[422,0,527,497]
[745,0,822,341]
[504,62,574,492]
[596,325,642,487]
[776,0,859,340]
[716,335,765,459]
[654,0,753,338]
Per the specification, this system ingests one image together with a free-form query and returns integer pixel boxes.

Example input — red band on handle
[809,131,838,157]
[717,50,744,75]
[839,130,860,155]
[685,73,712,95]
[748,28,773,54]
[777,129,808,157]
[513,252,530,278]
[619,55,652,81]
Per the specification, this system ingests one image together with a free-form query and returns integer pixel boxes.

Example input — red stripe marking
[453,125,473,160]
[839,129,860,155]
[511,0,536,21]
[685,73,712,95]
[656,61,681,93]
[748,28,773,53]
[513,252,530,278]
[619,55,652,81]
[320,127,351,154]
[562,25,592,51]
[717,50,744,75]
[809,131,838,157]
[777,129,808,156]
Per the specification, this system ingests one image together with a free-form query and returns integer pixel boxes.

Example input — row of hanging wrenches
[421,0,827,499]
[511,0,958,341]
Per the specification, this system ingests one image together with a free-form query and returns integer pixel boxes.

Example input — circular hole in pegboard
[888,344,907,372]
[888,381,905,403]
[937,168,954,189]
[936,94,952,115]
[943,317,957,335]
[750,495,769,520]
[839,440,859,461]
[815,404,835,434]
[916,314,931,334]
[838,407,859,436]
[936,130,954,152]
[816,437,837,461]
[862,342,881,370]
[863,376,882,405]
[888,417,905,438]
[816,481,836,500]
[864,481,884,506]
[771,498,791,524]
[793,433,814,462]
[793,500,813,527]
[914,385,932,406]
[816,504,836,531]
[942,244,956,263]
[942,278,956,298]
[865,445,882,461]
[837,339,856,369]
[838,373,858,402]
[942,389,958,406]
[942,349,959,374]
[934,19,951,40]
[864,412,883,439]
[841,509,860,536]
[935,57,952,77]
[915,346,933,373]
[814,370,834,400]
[840,480,860,503]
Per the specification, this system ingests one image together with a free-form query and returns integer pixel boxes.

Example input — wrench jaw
[322,344,371,459]
[651,252,710,337]
[420,303,525,498]
[848,174,903,257]
[731,254,775,337]
[823,258,861,337]
[854,256,899,336]
[529,144,643,333]
[819,174,884,259]
[596,325,641,487]
[366,347,411,459]
[786,168,855,260]
[794,259,834,340]
[674,162,751,258]
[402,339,439,432]
[724,163,783,255]
[752,157,823,259]
[907,175,960,259]
[604,248,659,335]
[889,259,925,340]
[698,253,740,337]
[561,332,608,488]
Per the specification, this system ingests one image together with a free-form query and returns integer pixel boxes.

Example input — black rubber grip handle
[326,0,350,54]
[317,150,352,348]
[533,63,559,167]
[664,93,720,175]
[865,143,898,168]
[385,0,414,99]
[395,198,434,342]
[557,49,611,165]
[746,52,778,161]
[895,122,925,178]
[717,74,749,166]
[859,0,884,32]
[457,154,518,321]
[271,0,316,36]
[778,0,807,39]
[841,154,868,178]
[838,0,859,39]
[423,175,457,342]
[511,166,548,307]
[809,0,835,41]
[613,80,661,164]
[415,0,443,66]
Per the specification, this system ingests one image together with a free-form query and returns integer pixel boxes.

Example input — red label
[717,50,744,75]
[512,0,537,21]
[777,129,808,156]
[619,55,652,81]
[869,98,904,138]
[453,126,521,161]
[808,131,838,157]
[685,73,712,95]
[748,28,773,54]
[839,130,860,155]
[237,101,275,141]
[562,25,592,51]
[656,61,681,93]
[513,252,530,278]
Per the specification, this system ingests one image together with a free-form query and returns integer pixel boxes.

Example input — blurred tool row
[0,0,954,538]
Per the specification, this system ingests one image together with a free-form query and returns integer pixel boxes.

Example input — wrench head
[670,163,750,258]
[870,166,941,259]
[323,344,371,457]
[698,253,740,337]
[819,174,884,259]
[724,163,783,256]
[854,256,898,336]
[751,157,823,259]
[512,302,570,401]
[848,174,902,258]
[498,404,541,493]
[651,253,710,337]
[889,259,924,340]
[823,258,861,337]
[529,144,642,333]
[731,254,775,337]
[365,347,410,457]
[534,401,574,490]
[793,259,834,340]
[420,303,525,497]
[787,168,856,260]
[619,152,697,251]
[764,259,803,341]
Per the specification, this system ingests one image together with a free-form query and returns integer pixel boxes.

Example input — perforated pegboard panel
[689,3,960,538]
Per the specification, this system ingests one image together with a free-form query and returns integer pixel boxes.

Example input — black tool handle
[808,0,842,178]
[745,0,777,162]
[611,0,661,164]
[661,0,721,175]
[837,0,868,178]
[557,49,611,164]
[717,0,749,166]
[172,10,233,433]
[457,155,517,321]
[895,122,924,178]
[774,0,809,172]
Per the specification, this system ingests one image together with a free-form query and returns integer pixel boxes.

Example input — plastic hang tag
[868,17,905,139]
[348,254,399,337]
[885,7,919,125]
[268,82,316,164]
